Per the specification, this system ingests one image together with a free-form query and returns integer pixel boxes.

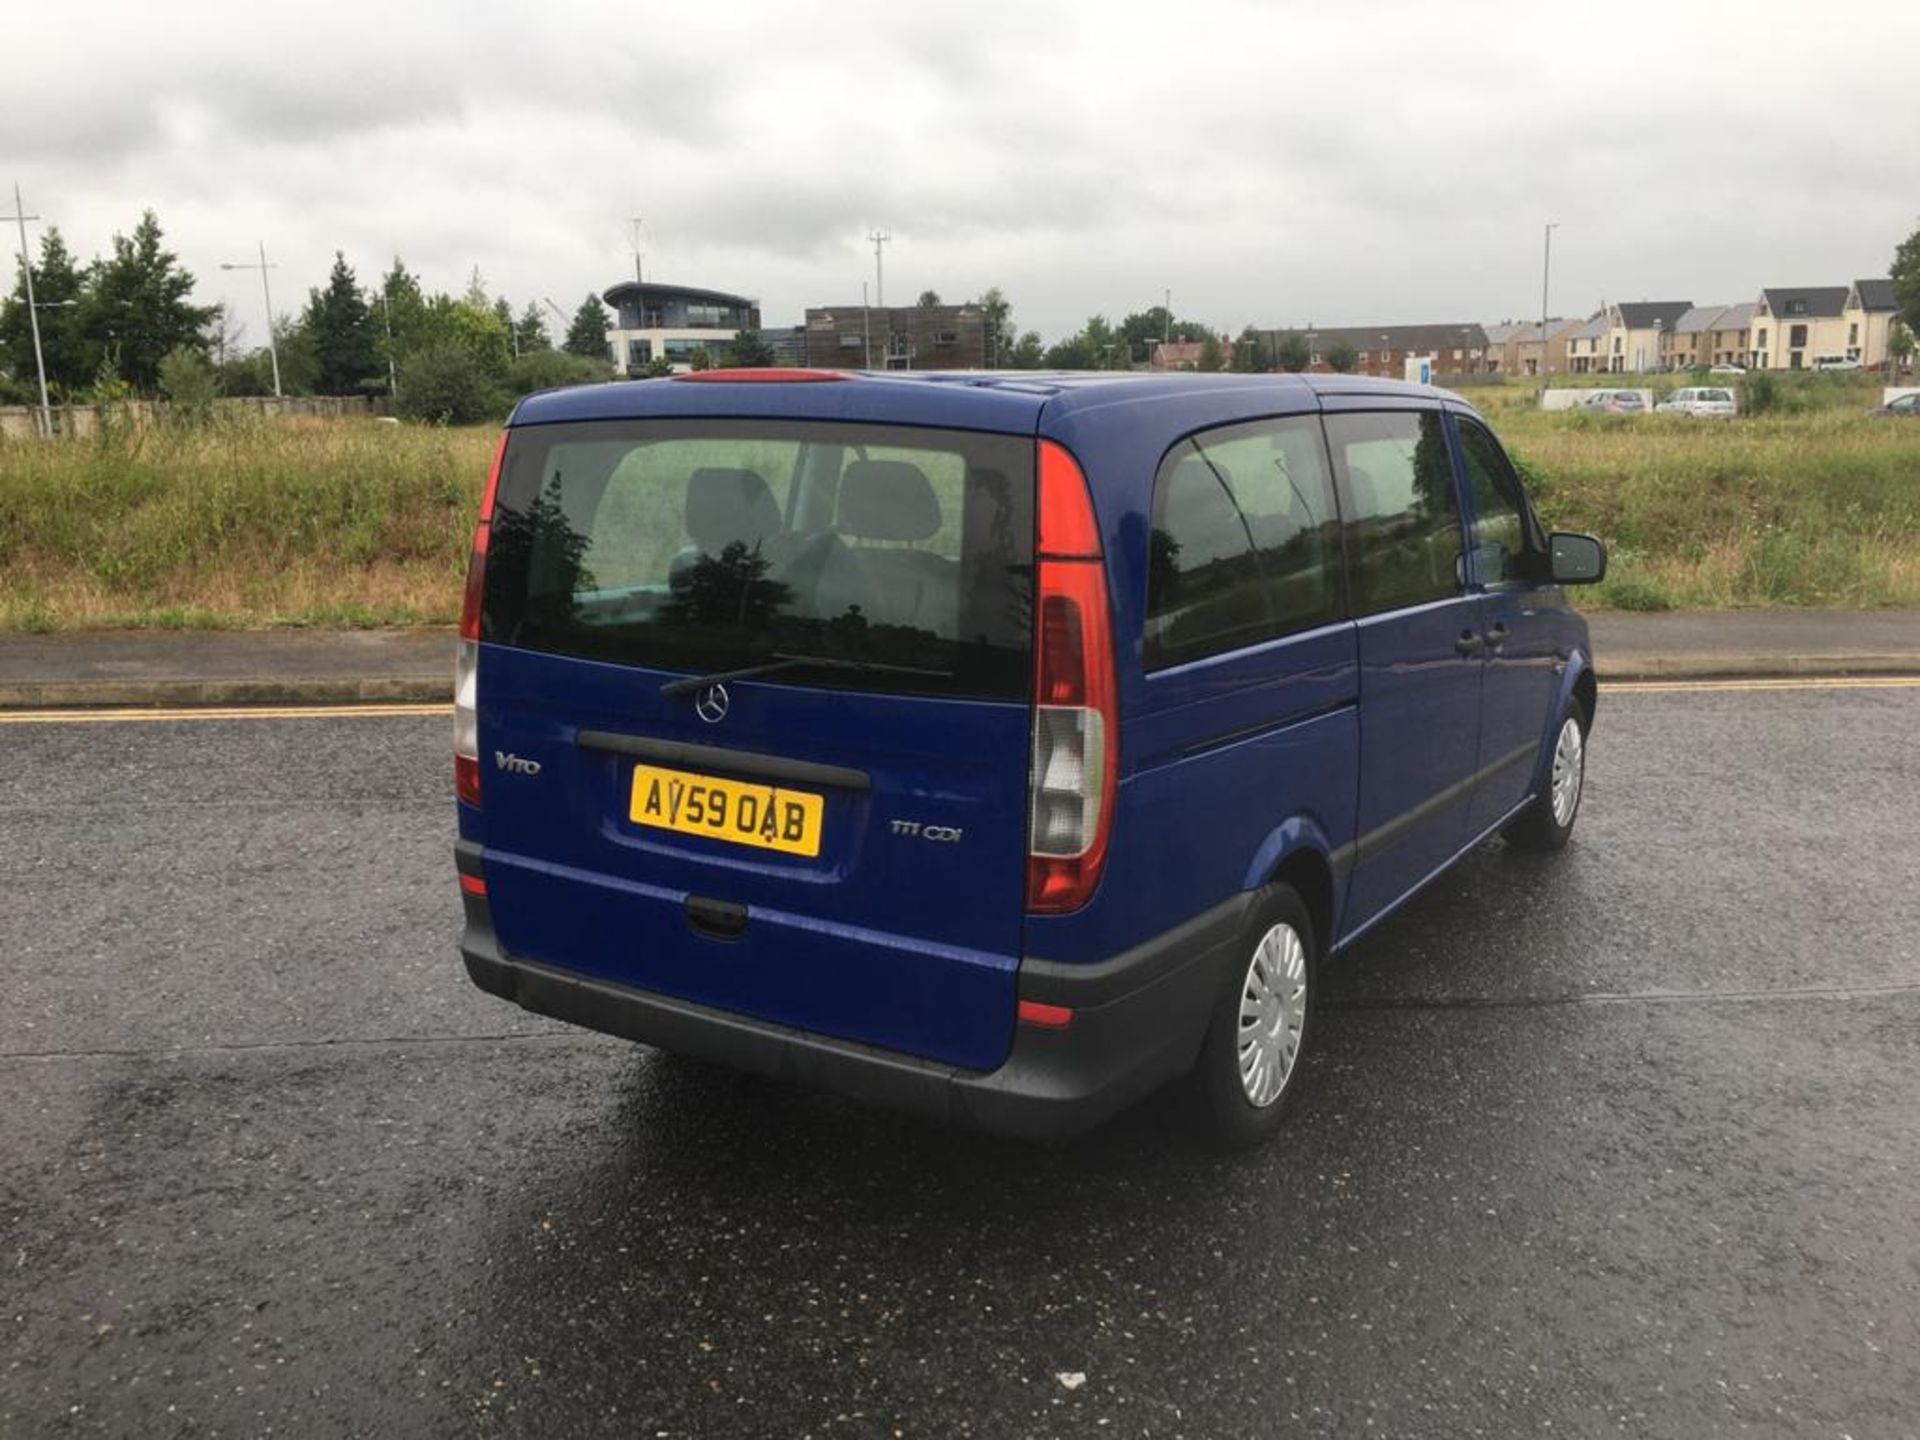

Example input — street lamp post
[7,183,54,437]
[220,241,281,398]
[1540,221,1558,384]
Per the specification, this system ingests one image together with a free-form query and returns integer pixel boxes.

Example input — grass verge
[0,376,1915,629]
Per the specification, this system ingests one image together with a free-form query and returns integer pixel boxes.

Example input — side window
[1324,409,1463,616]
[1454,417,1543,585]
[1144,415,1343,668]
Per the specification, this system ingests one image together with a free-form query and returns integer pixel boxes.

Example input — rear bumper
[457,843,1247,1139]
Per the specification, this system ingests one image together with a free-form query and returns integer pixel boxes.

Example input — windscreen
[482,419,1035,700]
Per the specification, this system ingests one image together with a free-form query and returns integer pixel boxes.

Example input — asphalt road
[4,683,1918,1438]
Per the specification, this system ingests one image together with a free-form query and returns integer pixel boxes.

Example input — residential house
[1506,318,1582,377]
[1565,313,1610,374]
[1667,305,1736,370]
[1707,303,1754,367]
[1481,322,1526,373]
[801,303,987,370]
[1749,287,1850,370]
[1602,301,1692,373]
[1147,338,1228,371]
[1843,278,1900,366]
[1252,322,1494,377]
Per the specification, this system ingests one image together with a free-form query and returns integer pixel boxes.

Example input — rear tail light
[455,431,507,808]
[1025,440,1117,913]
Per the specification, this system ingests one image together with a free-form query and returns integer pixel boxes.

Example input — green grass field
[0,373,1913,630]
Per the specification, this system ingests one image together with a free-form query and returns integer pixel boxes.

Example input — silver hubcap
[1550,716,1585,828]
[1237,922,1308,1108]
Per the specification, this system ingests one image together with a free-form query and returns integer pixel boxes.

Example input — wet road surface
[4,685,1917,1437]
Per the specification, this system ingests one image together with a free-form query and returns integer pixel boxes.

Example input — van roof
[508,370,1471,432]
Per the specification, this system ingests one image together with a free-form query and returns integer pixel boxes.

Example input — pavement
[3,684,1917,1436]
[0,609,1916,707]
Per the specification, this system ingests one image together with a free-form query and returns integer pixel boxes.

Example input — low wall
[0,394,383,441]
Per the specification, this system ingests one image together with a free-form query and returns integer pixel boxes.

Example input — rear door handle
[1455,631,1485,656]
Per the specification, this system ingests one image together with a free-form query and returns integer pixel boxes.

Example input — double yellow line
[0,676,1913,725]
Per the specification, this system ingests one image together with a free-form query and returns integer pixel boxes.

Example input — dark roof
[1852,278,1898,312]
[1280,322,1489,352]
[1614,301,1692,330]
[601,280,757,309]
[1761,287,1849,319]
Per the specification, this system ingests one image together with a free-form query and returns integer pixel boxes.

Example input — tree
[0,225,93,397]
[1008,330,1045,369]
[688,347,714,372]
[1892,224,1920,343]
[491,296,517,352]
[563,293,610,360]
[1274,330,1311,373]
[270,313,321,395]
[1197,334,1224,372]
[1230,325,1268,373]
[727,329,776,367]
[1325,338,1359,374]
[303,252,379,395]
[395,342,501,424]
[1890,320,1914,375]
[515,301,551,353]
[414,295,512,379]
[505,348,609,396]
[976,288,1016,368]
[82,210,216,392]
[916,289,941,308]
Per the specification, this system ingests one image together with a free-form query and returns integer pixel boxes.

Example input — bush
[395,343,503,425]
[157,345,219,423]
[1744,371,1780,416]
[505,349,611,396]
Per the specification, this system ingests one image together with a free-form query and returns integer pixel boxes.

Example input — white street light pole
[8,183,54,438]
[1540,221,1558,383]
[221,241,281,398]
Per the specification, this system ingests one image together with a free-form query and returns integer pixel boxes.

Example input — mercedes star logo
[694,682,730,724]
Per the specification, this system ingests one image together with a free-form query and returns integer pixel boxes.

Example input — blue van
[455,370,1604,1146]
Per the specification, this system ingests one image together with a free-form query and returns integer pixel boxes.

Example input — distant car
[1814,356,1862,371]
[1869,393,1920,418]
[1583,390,1646,413]
[1708,363,1747,375]
[1656,387,1738,418]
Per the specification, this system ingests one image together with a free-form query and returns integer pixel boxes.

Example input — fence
[0,394,385,441]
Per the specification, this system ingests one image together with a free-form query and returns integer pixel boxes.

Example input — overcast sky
[11,0,1919,345]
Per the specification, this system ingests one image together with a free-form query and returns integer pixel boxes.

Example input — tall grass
[1486,375,1920,609]
[0,415,494,629]
[0,382,1915,629]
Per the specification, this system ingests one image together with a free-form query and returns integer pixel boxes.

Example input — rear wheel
[1189,886,1317,1150]
[1504,701,1588,852]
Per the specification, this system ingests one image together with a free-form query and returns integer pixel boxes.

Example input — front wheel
[1188,887,1317,1150]
[1504,702,1589,852]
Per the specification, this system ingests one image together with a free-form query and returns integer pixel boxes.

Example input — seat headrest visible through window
[685,468,780,552]
[837,460,941,542]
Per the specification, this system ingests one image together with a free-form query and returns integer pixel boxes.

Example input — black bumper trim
[456,842,1247,1138]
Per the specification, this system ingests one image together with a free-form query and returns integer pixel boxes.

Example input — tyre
[1189,885,1317,1150]
[1503,699,1589,852]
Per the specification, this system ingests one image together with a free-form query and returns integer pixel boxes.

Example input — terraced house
[1748,282,1899,369]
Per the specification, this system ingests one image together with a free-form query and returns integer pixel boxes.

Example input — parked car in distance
[453,370,1606,1148]
[1814,356,1862,371]
[1708,363,1747,375]
[1583,389,1647,413]
[1656,386,1739,417]
[1869,393,1920,417]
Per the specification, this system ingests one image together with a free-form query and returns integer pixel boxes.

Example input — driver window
[1455,418,1542,585]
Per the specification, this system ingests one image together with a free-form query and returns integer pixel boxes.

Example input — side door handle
[1455,630,1485,656]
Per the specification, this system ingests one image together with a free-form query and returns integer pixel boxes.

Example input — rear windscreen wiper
[659,653,952,697]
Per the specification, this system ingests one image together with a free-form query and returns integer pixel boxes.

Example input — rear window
[482,420,1034,700]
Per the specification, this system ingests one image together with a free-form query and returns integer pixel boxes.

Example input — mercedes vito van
[455,370,1605,1147]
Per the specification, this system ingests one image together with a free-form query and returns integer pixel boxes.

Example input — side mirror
[1548,532,1607,585]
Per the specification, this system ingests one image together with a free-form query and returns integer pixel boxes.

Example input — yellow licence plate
[627,763,825,858]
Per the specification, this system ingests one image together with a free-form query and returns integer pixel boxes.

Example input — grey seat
[814,460,957,635]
